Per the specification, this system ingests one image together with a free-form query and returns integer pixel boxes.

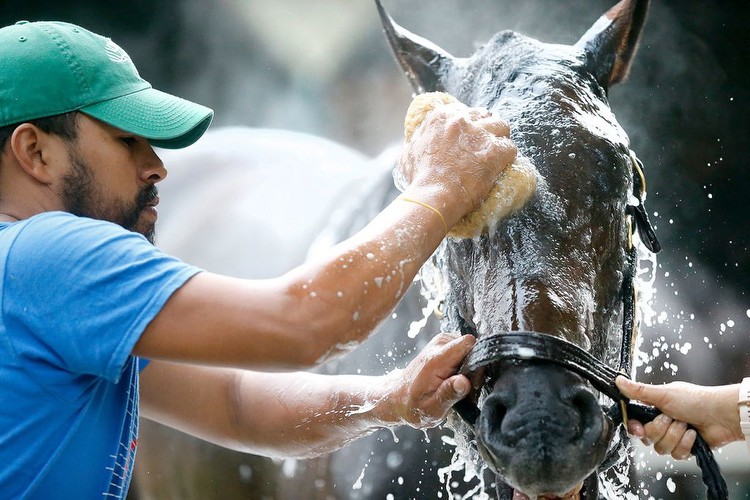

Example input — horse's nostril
[483,393,510,427]
[571,391,594,412]
[562,387,602,439]
[486,401,507,425]
[562,386,596,411]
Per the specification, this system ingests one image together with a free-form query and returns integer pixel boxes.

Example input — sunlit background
[2,0,748,498]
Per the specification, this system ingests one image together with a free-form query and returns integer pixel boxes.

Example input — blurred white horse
[156,127,383,277]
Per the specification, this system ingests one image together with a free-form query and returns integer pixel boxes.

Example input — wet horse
[376,0,655,497]
[133,0,665,498]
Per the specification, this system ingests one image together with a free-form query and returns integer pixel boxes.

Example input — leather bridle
[448,152,728,500]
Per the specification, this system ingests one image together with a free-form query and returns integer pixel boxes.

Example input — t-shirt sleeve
[3,213,201,383]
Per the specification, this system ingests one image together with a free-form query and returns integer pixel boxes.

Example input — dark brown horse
[377,0,652,497]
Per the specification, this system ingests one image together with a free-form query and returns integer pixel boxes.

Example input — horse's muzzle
[476,363,614,497]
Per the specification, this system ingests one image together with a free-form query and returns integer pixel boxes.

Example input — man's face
[58,115,166,243]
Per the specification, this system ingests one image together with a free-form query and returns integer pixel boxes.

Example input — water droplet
[666,477,676,492]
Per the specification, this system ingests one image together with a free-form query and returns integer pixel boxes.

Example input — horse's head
[379,0,652,497]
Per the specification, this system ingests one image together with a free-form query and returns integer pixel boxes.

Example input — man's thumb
[449,375,471,400]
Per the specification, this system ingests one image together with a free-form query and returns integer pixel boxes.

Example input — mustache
[137,184,159,210]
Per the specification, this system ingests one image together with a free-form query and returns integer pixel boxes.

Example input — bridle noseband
[447,152,728,500]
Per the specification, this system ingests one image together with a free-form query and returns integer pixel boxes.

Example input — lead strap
[739,377,750,451]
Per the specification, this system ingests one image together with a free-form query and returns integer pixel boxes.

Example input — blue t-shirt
[0,212,201,499]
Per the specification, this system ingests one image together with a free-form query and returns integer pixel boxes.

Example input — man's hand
[616,376,743,459]
[397,97,517,227]
[379,332,476,429]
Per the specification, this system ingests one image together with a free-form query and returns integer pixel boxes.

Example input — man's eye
[120,136,137,146]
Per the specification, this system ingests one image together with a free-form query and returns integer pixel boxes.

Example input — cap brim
[80,87,213,149]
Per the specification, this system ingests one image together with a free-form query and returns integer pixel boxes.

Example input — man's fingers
[466,106,492,121]
[410,374,472,429]
[404,334,477,429]
[449,375,471,400]
[427,332,476,367]
[477,116,511,138]
[466,106,510,137]
[427,330,461,345]
[435,375,471,408]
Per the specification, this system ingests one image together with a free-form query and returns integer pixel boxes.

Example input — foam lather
[403,92,537,239]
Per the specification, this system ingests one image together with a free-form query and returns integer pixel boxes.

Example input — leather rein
[449,152,728,500]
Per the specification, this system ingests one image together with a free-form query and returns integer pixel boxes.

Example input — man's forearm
[230,370,400,459]
[141,362,392,458]
[278,189,449,364]
[141,334,472,459]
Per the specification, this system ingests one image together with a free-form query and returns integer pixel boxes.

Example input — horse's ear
[575,0,650,89]
[376,0,456,94]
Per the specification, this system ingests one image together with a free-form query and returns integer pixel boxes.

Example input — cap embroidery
[104,39,131,63]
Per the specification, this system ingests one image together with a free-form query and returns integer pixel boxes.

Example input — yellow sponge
[403,92,538,239]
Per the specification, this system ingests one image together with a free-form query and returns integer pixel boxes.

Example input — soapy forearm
[227,333,472,458]
[279,193,450,364]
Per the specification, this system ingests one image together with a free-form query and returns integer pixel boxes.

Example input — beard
[60,150,158,244]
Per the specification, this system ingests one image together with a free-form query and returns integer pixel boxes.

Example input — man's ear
[9,123,60,184]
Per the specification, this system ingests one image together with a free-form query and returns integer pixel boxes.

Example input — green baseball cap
[0,20,213,149]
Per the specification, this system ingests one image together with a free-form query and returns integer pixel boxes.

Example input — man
[0,20,517,499]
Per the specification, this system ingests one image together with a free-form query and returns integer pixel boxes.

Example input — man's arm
[140,333,475,458]
[134,100,516,370]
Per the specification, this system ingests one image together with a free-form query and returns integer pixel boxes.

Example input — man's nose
[142,145,167,183]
